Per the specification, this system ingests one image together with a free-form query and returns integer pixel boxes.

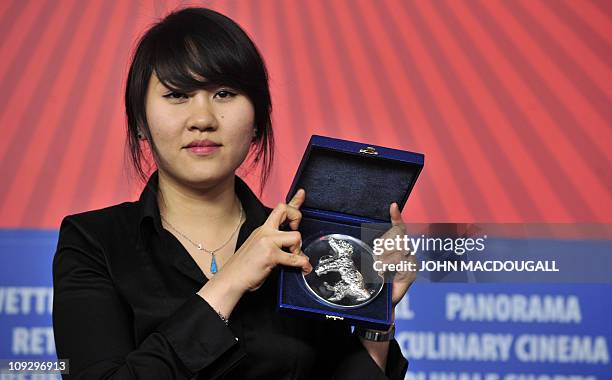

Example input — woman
[52,7,412,379]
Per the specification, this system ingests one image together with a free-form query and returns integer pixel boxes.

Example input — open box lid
[285,135,424,223]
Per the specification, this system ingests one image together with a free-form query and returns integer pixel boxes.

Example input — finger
[264,203,289,229]
[275,249,312,273]
[288,188,306,208]
[288,237,302,255]
[390,202,405,227]
[285,189,305,231]
[285,205,303,231]
[270,230,302,250]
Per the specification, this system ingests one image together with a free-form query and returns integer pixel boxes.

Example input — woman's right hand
[214,189,312,293]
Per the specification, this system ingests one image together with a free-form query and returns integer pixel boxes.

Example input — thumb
[390,202,405,227]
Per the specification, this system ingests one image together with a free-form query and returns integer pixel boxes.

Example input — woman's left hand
[376,202,417,307]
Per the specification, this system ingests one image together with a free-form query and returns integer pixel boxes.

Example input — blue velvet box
[278,135,424,329]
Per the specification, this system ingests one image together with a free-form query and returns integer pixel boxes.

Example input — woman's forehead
[148,73,167,92]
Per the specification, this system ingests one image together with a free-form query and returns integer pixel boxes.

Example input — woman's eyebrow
[156,79,229,93]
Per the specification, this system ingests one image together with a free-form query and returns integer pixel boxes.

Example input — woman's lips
[185,145,221,155]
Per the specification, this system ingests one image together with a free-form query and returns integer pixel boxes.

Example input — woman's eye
[214,89,237,100]
[163,92,188,100]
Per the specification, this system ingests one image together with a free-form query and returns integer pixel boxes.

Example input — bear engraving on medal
[314,237,375,302]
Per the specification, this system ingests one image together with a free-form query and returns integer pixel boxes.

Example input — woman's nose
[186,93,218,131]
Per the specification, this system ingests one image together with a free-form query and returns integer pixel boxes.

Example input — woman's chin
[181,168,234,189]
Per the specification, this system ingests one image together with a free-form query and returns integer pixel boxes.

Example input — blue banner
[1,229,610,379]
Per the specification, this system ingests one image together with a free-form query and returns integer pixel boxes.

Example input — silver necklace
[160,199,243,274]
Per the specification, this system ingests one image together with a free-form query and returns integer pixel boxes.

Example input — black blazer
[52,171,408,379]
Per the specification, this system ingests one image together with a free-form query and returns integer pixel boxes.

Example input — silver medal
[302,234,384,308]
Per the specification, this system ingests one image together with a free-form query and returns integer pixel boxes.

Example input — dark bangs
[152,10,265,97]
[125,7,274,191]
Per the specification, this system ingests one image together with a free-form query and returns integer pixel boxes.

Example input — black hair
[124,7,274,190]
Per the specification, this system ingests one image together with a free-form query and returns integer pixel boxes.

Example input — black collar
[137,170,269,245]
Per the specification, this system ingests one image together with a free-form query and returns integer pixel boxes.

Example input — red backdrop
[0,0,610,228]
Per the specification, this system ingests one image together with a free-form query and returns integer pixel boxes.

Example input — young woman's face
[144,72,255,189]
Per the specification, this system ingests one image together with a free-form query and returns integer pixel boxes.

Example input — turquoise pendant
[210,254,218,274]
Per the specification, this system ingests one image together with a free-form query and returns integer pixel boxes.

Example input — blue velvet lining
[294,148,420,221]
